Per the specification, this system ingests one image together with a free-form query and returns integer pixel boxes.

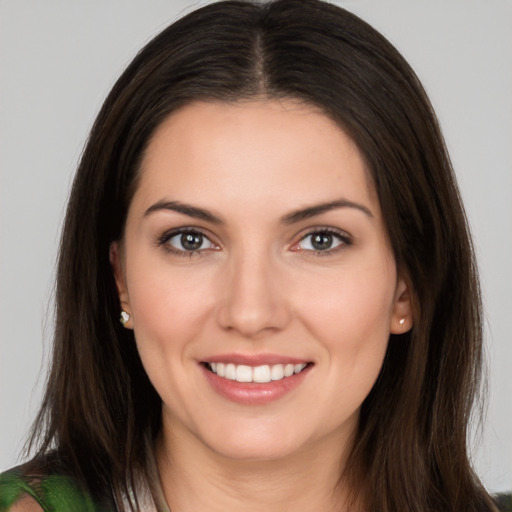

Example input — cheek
[310,289,393,423]
[125,261,218,408]
[124,259,228,406]
[300,261,396,342]
[127,255,217,340]
[297,258,396,391]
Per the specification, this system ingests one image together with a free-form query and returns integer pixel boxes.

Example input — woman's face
[112,100,412,462]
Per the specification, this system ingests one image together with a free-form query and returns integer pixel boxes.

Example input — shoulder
[0,467,99,512]
[0,469,42,512]
[4,495,44,512]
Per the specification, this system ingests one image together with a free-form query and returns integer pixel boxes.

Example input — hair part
[26,1,496,511]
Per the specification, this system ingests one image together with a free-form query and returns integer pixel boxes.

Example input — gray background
[1,0,511,493]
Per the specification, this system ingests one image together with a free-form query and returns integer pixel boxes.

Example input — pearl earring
[120,310,130,326]
[399,318,405,326]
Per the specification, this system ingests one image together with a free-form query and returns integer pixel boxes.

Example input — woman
[0,0,506,510]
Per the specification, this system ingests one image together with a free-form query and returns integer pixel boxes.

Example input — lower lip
[201,364,311,405]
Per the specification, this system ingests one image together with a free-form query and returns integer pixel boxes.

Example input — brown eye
[181,233,204,251]
[311,233,334,251]
[165,230,215,252]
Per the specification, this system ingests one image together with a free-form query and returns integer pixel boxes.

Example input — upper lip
[201,353,311,366]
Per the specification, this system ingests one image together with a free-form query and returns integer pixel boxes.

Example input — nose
[216,249,291,338]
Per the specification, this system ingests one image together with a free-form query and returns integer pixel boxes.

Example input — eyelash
[156,227,352,257]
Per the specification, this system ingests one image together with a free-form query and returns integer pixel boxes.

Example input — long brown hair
[25,1,496,510]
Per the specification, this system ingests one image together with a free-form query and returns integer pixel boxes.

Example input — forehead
[132,99,378,219]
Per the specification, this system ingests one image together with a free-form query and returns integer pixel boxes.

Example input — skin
[10,497,43,512]
[111,99,413,512]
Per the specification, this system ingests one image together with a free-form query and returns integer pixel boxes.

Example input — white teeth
[225,363,236,380]
[235,365,253,382]
[271,364,284,381]
[284,363,294,377]
[253,365,271,383]
[208,362,308,383]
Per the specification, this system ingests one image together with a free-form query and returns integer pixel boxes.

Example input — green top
[0,470,102,512]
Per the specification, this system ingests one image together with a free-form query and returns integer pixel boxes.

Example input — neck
[156,419,359,512]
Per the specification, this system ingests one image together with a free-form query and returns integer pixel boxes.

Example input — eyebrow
[144,200,223,224]
[144,198,373,225]
[281,199,374,224]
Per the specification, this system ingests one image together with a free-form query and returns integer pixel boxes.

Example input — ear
[389,275,414,334]
[109,241,133,329]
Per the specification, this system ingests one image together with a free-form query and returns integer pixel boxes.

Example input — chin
[198,421,310,462]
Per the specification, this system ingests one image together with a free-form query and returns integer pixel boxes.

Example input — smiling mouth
[203,362,310,383]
